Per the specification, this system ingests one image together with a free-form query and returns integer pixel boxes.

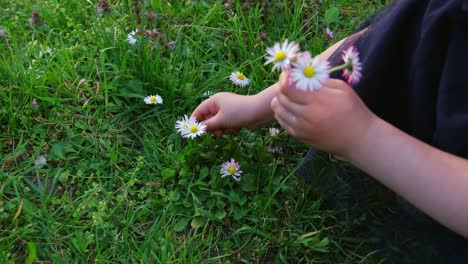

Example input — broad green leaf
[174,217,190,232]
[324,7,340,24]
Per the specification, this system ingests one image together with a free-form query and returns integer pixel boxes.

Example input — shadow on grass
[297,149,468,264]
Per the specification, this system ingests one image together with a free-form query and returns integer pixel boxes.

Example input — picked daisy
[290,52,330,91]
[175,115,207,139]
[265,39,300,72]
[144,94,163,104]
[341,45,362,84]
[229,71,249,87]
[220,158,242,182]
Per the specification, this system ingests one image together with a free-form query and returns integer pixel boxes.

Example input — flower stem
[330,62,350,73]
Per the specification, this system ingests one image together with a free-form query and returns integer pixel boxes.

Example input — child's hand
[270,71,376,157]
[192,92,266,136]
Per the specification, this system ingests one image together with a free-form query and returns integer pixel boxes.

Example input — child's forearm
[346,116,468,238]
[250,83,278,128]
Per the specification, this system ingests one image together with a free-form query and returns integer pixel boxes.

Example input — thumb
[278,70,292,94]
[279,70,311,105]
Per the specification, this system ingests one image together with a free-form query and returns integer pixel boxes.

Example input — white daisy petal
[127,30,137,45]
[144,95,163,104]
[341,45,362,85]
[265,39,300,72]
[175,115,207,139]
[229,71,250,87]
[34,155,47,168]
[220,158,242,181]
[290,54,330,92]
[269,127,280,137]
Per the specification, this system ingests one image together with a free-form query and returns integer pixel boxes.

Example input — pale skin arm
[348,117,468,238]
[272,72,468,238]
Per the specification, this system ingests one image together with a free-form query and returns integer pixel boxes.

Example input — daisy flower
[220,158,242,182]
[127,30,138,45]
[326,28,334,41]
[34,155,47,168]
[144,95,163,104]
[265,39,300,72]
[229,71,250,87]
[175,115,207,139]
[341,45,362,84]
[269,127,280,137]
[290,52,330,91]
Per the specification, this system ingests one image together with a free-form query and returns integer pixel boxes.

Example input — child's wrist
[250,93,275,126]
[342,113,381,162]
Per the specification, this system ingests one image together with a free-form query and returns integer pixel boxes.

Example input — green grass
[1,0,390,262]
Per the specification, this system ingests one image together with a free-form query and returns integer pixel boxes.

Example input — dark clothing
[331,0,468,158]
[298,0,468,262]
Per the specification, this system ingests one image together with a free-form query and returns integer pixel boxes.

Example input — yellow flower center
[189,125,198,133]
[274,51,287,62]
[304,66,315,78]
[236,73,245,80]
[228,165,236,174]
[150,97,157,103]
[292,55,298,63]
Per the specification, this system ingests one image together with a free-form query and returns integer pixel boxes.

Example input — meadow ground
[1,0,391,262]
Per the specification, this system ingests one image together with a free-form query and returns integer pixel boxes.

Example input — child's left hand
[270,71,377,157]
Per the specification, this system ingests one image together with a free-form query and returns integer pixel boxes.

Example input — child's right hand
[192,92,267,136]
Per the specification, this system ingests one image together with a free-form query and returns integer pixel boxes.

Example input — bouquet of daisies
[265,39,362,91]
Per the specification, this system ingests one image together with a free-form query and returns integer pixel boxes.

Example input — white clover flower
[34,155,47,168]
[175,115,207,139]
[144,95,163,104]
[220,158,242,182]
[269,127,280,137]
[265,39,300,72]
[290,52,330,92]
[127,30,137,45]
[341,45,362,85]
[229,71,250,87]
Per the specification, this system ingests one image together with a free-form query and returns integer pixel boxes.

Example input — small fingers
[192,98,218,122]
[274,113,298,139]
[271,97,298,128]
[275,92,304,116]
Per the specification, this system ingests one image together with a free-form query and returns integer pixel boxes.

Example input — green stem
[330,62,350,73]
